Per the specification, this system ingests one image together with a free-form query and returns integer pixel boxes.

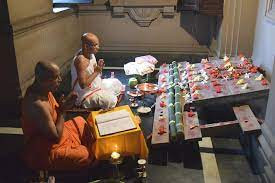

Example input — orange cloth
[21,92,94,170]
[87,105,148,160]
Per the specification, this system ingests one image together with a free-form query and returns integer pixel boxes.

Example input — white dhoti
[82,78,122,110]
[71,52,123,110]
[82,89,118,109]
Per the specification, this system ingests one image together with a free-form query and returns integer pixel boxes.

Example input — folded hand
[98,59,105,68]
[59,92,78,112]
[94,65,103,73]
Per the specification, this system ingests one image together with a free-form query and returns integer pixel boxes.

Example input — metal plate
[136,83,158,93]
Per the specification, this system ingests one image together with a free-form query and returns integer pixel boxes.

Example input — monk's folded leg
[49,145,93,171]
[65,116,95,148]
[83,90,117,110]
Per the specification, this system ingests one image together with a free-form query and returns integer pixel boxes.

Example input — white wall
[253,0,275,132]
[252,0,275,78]
[211,0,259,58]
[252,1,275,181]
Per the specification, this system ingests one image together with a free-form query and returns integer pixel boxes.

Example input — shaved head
[81,33,98,45]
[35,61,59,82]
[81,32,100,55]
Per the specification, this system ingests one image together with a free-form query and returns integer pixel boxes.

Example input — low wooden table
[151,58,269,145]
[87,105,149,160]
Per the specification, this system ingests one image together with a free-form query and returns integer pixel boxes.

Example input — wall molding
[127,8,161,27]
[12,9,76,37]
[109,0,177,27]
[100,43,209,54]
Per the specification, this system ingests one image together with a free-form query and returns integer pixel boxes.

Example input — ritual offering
[261,79,268,85]
[160,101,166,108]
[137,106,151,114]
[241,83,249,90]
[244,73,251,79]
[136,83,158,93]
[124,55,157,76]
[227,66,234,72]
[130,102,139,108]
[128,77,138,89]
[237,79,245,85]
[224,62,232,69]
[223,55,229,62]
[127,90,143,97]
[151,56,269,145]
[255,74,263,81]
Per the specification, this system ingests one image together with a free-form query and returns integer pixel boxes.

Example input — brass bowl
[136,83,158,93]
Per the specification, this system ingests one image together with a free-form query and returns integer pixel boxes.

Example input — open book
[95,109,137,136]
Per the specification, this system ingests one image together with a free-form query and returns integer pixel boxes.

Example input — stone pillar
[0,0,81,122]
[210,0,259,58]
[0,0,22,121]
[257,58,275,182]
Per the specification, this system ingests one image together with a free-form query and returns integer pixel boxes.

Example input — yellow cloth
[87,105,148,160]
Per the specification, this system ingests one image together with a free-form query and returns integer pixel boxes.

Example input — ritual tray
[136,83,159,93]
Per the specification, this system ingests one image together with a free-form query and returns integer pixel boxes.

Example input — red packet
[261,79,268,85]
[162,69,168,73]
[250,66,258,73]
[192,94,199,100]
[233,73,240,79]
[243,60,250,65]
[212,81,220,86]
[188,111,195,117]
[161,77,167,82]
[160,101,166,107]
[158,125,166,135]
[215,86,222,93]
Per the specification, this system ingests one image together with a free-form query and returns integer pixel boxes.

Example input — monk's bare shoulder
[74,55,89,71]
[22,95,51,122]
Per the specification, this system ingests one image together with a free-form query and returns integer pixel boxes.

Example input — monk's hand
[98,59,105,68]
[58,94,65,104]
[94,65,102,74]
[59,92,78,112]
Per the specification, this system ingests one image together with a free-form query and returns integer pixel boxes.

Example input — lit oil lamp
[111,151,120,160]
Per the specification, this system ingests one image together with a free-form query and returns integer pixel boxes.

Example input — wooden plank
[233,105,261,134]
[151,73,170,145]
[200,120,240,137]
[183,112,202,141]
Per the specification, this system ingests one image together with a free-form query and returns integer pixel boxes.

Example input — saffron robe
[21,92,94,170]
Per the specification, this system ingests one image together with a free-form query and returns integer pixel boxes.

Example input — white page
[96,109,129,124]
[97,116,136,136]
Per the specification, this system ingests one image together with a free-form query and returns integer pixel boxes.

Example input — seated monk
[21,61,95,171]
[71,32,122,110]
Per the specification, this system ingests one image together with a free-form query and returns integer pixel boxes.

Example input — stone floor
[146,137,260,183]
[0,130,261,183]
[0,69,264,183]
